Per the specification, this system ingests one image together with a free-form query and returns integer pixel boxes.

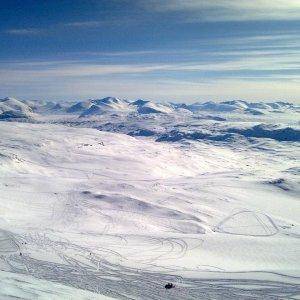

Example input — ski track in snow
[1,229,300,300]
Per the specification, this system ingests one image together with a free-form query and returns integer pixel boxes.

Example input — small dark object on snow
[165,283,174,289]
[19,252,22,256]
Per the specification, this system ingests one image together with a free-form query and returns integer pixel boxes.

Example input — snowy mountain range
[1,96,299,145]
[1,97,298,121]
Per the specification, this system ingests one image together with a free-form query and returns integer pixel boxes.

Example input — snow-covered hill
[0,116,299,299]
[187,100,297,115]
[0,96,299,299]
[79,97,133,117]
[133,100,174,114]
[0,97,34,120]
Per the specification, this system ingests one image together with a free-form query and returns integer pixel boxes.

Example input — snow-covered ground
[0,97,299,299]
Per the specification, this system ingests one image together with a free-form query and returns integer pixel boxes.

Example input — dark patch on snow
[130,99,149,106]
[94,194,106,199]
[284,167,300,176]
[128,129,156,137]
[228,124,300,142]
[192,115,227,121]
[244,108,265,115]
[67,101,91,113]
[0,110,30,120]
[165,283,175,289]
[82,191,91,195]
[266,178,291,191]
[156,130,236,143]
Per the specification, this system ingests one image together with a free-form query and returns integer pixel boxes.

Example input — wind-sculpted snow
[0,98,299,298]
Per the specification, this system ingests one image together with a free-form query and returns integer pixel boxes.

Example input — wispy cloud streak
[146,0,300,22]
[5,28,42,35]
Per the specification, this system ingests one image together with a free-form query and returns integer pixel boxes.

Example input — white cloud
[5,28,42,35]
[64,21,105,27]
[1,29,299,103]
[1,58,299,102]
[147,0,300,21]
[64,18,135,28]
[0,63,172,78]
[73,50,162,57]
[2,76,300,102]
[2,50,298,78]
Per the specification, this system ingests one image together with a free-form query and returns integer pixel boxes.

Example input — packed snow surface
[0,97,299,299]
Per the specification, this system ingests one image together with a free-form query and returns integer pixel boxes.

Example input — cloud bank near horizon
[0,0,299,102]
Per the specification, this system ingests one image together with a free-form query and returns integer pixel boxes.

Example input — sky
[0,0,300,103]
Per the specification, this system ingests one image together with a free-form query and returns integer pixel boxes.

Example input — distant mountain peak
[131,99,150,106]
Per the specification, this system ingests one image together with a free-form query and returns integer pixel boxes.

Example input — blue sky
[0,0,300,102]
